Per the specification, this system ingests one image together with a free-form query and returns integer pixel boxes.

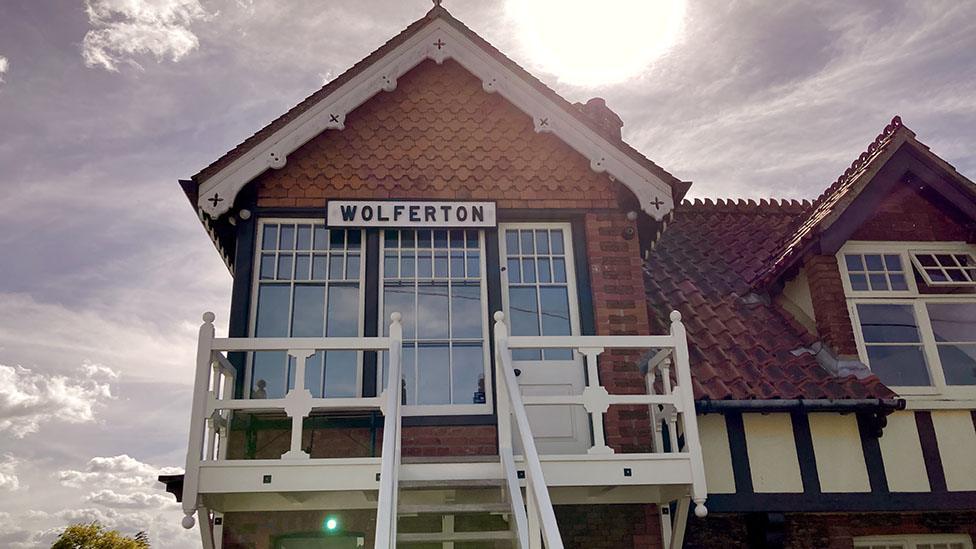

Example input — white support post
[198,509,215,549]
[182,312,215,530]
[670,497,690,549]
[670,311,708,518]
[374,313,403,549]
[281,349,314,460]
[525,482,542,549]
[659,504,673,549]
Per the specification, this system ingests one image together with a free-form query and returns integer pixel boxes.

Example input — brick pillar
[805,254,859,357]
[584,212,654,453]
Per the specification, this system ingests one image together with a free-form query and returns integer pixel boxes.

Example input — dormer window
[910,251,976,286]
[839,242,976,397]
[843,252,910,292]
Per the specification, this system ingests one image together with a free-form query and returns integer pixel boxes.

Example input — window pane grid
[912,251,976,286]
[381,229,488,407]
[844,252,909,292]
[505,228,573,360]
[251,222,363,399]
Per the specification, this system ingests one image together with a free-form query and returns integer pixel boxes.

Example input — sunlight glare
[507,0,686,86]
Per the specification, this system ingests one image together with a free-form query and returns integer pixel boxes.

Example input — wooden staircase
[395,478,518,548]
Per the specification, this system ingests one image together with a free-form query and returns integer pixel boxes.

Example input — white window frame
[910,250,976,287]
[245,218,367,399]
[853,533,973,549]
[377,228,492,417]
[498,221,583,351]
[839,241,976,400]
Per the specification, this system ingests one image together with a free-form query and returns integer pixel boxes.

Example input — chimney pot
[581,97,624,140]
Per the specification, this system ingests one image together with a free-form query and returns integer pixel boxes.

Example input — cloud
[0,363,113,438]
[0,56,7,83]
[82,362,120,380]
[58,454,181,490]
[87,489,176,509]
[82,0,211,71]
[51,455,191,547]
[0,455,20,491]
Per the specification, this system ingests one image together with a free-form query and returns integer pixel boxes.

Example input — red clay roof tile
[645,199,894,400]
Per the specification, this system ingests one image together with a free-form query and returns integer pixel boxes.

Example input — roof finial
[433,0,442,6]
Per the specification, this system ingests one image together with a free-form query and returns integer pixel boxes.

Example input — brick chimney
[579,97,624,140]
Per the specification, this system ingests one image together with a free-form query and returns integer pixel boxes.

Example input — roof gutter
[695,398,905,415]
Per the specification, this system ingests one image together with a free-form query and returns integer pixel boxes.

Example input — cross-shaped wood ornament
[209,194,224,207]
[433,38,446,50]
[329,113,340,123]
[650,197,664,210]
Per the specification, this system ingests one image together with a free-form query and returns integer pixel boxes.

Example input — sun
[506,0,686,87]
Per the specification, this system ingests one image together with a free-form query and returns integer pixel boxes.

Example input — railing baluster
[182,312,216,530]
[281,349,314,460]
[580,347,613,455]
[644,364,664,454]
[661,357,679,453]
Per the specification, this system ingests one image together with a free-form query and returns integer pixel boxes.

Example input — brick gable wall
[244,58,653,457]
[799,183,974,359]
[850,182,973,242]
[253,58,620,211]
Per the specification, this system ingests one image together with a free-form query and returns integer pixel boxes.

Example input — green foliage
[50,522,150,549]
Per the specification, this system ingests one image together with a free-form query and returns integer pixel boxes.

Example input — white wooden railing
[179,312,404,536]
[493,310,708,548]
[373,313,403,548]
[180,310,707,548]
[493,312,562,549]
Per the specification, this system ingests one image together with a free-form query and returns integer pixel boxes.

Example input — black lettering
[440,205,452,222]
[393,205,405,221]
[409,205,421,222]
[377,205,390,222]
[339,205,358,222]
[362,205,373,221]
[425,206,436,222]
[456,206,467,222]
[472,205,484,223]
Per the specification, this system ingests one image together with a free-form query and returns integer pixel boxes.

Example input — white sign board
[327,201,496,228]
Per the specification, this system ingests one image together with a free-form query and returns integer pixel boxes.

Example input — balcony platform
[197,453,695,512]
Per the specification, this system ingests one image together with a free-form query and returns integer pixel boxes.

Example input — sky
[0,0,974,547]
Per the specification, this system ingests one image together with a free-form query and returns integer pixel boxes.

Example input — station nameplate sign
[327,201,496,228]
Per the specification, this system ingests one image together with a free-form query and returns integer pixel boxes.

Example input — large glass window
[927,302,976,386]
[855,303,930,386]
[840,242,976,395]
[250,221,363,399]
[381,229,489,412]
[502,226,575,360]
